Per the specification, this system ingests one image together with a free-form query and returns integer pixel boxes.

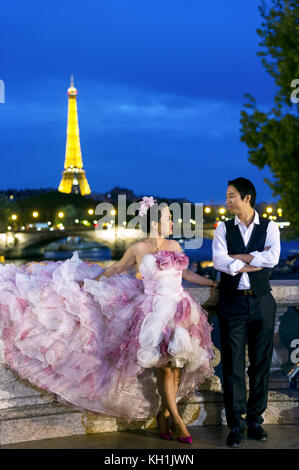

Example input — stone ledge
[1,402,79,421]
[184,280,299,309]
[0,407,87,445]
[181,389,299,426]
[0,363,56,410]
[1,389,298,445]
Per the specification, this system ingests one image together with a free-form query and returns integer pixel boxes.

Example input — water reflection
[2,237,299,280]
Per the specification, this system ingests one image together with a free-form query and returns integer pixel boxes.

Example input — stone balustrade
[1,280,298,444]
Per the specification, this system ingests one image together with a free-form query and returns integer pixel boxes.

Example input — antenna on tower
[70,74,74,87]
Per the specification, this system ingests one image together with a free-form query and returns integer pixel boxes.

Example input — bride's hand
[211,280,219,289]
[78,274,102,288]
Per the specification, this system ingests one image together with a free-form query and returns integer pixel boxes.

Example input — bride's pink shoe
[171,420,192,444]
[157,412,172,440]
[177,435,192,444]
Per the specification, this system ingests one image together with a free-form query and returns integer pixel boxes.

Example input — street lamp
[88,209,94,215]
[204,207,211,214]
[266,207,273,214]
[11,214,18,220]
[32,211,39,218]
[58,212,64,218]
[219,208,226,214]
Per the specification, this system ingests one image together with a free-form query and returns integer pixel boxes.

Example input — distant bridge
[0,224,217,259]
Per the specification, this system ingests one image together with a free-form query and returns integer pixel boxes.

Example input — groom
[212,177,280,448]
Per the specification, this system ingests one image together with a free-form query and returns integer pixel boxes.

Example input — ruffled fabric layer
[0,252,106,412]
[0,250,215,421]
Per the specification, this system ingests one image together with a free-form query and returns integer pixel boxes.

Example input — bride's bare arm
[170,240,218,288]
[93,244,137,281]
[182,269,218,287]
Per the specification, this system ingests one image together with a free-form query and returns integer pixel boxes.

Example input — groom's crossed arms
[212,220,281,276]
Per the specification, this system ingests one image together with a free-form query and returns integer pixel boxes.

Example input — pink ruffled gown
[0,250,215,422]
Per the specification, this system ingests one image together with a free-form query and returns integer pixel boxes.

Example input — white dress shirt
[212,209,281,290]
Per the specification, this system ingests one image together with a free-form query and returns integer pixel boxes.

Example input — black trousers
[218,291,276,429]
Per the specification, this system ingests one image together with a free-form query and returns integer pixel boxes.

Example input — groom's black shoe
[247,422,268,441]
[226,425,245,448]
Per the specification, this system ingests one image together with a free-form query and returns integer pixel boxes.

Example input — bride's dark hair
[137,200,168,235]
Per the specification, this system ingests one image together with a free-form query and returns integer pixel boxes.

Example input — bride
[0,197,217,444]
[83,197,218,443]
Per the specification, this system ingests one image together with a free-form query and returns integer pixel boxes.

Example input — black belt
[234,289,254,296]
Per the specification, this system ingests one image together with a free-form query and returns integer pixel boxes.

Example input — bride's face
[158,207,173,237]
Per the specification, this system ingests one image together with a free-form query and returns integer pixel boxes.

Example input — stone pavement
[1,425,298,449]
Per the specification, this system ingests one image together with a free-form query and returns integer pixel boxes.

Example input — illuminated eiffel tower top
[58,75,91,195]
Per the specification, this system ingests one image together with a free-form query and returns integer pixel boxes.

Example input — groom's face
[226,185,250,214]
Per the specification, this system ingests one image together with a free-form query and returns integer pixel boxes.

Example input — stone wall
[1,281,298,444]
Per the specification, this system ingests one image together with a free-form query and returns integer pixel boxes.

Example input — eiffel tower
[58,75,91,195]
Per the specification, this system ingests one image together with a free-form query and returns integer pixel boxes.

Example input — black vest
[218,216,272,299]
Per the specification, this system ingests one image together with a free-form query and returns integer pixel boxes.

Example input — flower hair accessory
[138,196,157,217]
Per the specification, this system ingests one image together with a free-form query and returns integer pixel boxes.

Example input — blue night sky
[0,0,278,204]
